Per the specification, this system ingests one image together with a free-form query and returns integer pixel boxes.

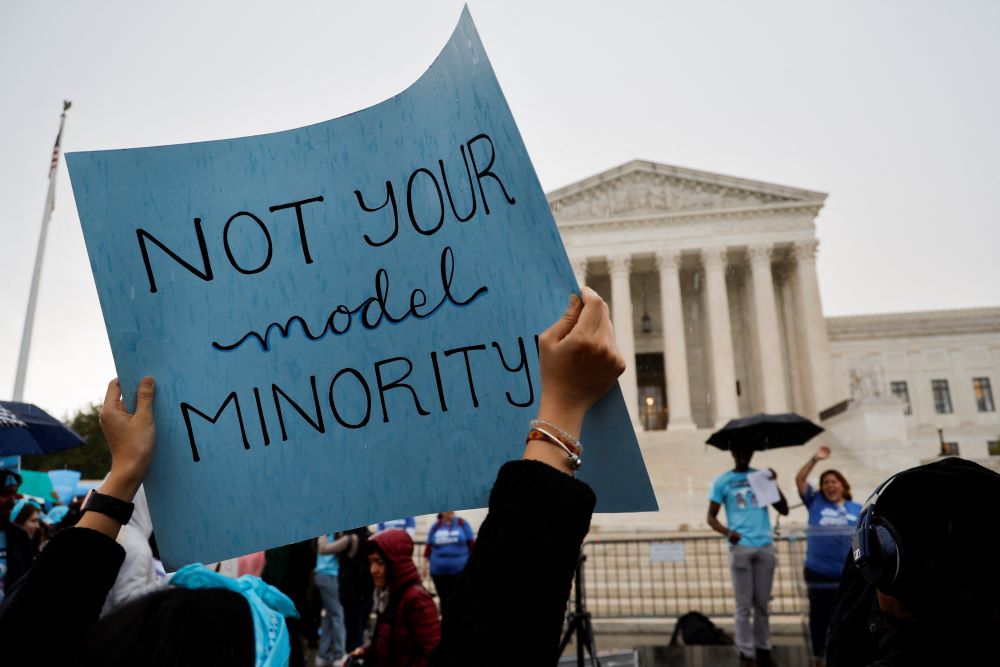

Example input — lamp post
[641,275,652,334]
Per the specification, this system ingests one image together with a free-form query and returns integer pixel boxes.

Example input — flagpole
[12,100,72,402]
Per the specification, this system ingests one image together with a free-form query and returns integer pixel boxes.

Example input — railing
[415,531,812,620]
[572,533,810,619]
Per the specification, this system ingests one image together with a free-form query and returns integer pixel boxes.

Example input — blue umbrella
[0,401,85,456]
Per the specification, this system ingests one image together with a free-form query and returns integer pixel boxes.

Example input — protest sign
[67,8,657,569]
[47,469,81,504]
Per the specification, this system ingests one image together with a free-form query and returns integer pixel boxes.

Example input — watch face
[82,488,96,509]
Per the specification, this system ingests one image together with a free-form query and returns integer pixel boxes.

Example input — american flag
[47,100,71,209]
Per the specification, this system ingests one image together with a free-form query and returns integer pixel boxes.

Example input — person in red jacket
[346,529,440,666]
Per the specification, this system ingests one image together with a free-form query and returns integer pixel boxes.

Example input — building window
[973,378,996,413]
[989,440,1000,457]
[931,379,953,414]
[890,381,912,415]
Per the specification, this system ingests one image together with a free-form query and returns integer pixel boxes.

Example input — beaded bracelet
[526,421,583,471]
[529,419,582,455]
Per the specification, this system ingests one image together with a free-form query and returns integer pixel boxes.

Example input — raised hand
[536,287,625,438]
[99,377,157,498]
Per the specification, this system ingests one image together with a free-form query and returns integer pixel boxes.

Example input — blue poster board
[67,8,656,569]
[47,469,82,504]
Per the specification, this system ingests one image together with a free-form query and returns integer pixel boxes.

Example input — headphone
[851,473,904,591]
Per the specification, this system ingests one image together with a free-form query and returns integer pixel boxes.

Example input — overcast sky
[2,0,998,419]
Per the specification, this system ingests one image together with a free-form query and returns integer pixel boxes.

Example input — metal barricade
[414,530,813,620]
[572,532,810,619]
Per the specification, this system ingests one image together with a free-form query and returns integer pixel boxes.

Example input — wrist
[536,399,586,439]
[524,439,576,475]
[101,469,143,503]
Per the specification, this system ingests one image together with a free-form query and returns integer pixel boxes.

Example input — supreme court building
[548,160,1000,463]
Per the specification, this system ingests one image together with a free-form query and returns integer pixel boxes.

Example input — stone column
[701,248,740,427]
[747,244,788,413]
[655,249,695,430]
[570,256,588,287]
[607,254,640,427]
[792,240,835,418]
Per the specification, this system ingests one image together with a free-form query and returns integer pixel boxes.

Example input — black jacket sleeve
[0,527,125,665]
[432,460,596,667]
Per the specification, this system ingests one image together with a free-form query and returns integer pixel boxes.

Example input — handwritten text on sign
[68,9,656,569]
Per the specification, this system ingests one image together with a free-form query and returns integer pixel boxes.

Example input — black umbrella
[0,401,85,456]
[706,412,823,451]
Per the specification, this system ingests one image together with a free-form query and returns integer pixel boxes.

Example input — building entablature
[827,308,1000,341]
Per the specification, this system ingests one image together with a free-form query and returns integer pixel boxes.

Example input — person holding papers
[794,446,861,667]
[707,444,789,667]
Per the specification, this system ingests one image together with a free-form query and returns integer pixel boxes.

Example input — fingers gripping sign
[536,287,625,442]
[100,376,157,490]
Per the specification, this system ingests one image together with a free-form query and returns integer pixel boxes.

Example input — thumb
[545,293,583,342]
[134,376,156,418]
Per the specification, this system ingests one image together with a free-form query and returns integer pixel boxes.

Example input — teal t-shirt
[709,468,773,547]
[315,534,340,576]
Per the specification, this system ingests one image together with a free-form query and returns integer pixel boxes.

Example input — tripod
[558,552,601,667]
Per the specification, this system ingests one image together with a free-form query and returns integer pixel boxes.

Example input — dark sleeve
[432,460,596,666]
[0,527,125,664]
[3,524,35,588]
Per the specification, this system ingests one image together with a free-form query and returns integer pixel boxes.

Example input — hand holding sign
[537,288,625,436]
[99,377,157,499]
[527,288,624,473]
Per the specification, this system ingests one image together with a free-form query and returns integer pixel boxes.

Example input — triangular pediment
[546,160,827,221]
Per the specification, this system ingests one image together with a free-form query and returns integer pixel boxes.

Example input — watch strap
[82,490,135,525]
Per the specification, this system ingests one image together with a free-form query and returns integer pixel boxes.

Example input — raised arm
[0,377,157,664]
[432,288,624,666]
[795,445,831,498]
[79,378,158,539]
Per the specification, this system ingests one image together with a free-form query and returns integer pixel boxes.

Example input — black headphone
[851,473,904,591]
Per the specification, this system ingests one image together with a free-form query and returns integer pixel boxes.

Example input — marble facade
[550,160,837,429]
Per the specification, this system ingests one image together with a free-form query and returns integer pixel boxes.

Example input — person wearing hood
[101,484,163,615]
[344,529,440,666]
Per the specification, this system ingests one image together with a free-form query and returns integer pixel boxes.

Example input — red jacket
[366,529,440,667]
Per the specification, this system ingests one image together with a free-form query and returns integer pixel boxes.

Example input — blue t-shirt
[709,468,773,547]
[427,518,474,576]
[377,517,416,536]
[315,533,340,577]
[802,484,862,578]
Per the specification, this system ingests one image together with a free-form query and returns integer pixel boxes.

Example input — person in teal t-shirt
[314,533,351,666]
[707,443,789,667]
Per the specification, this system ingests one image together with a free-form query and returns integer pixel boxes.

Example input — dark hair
[85,587,303,667]
[13,503,40,526]
[820,469,852,501]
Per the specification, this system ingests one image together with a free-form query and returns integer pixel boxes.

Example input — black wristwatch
[82,490,135,525]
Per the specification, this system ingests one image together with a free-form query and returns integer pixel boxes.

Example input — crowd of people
[0,287,998,667]
[1,470,88,602]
